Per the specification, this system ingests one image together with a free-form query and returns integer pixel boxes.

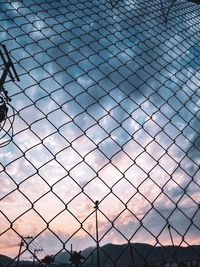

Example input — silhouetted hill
[55,246,95,264]
[1,243,200,267]
[0,254,12,265]
[56,243,200,267]
[0,255,38,267]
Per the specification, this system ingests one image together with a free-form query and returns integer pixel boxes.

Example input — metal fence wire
[0,0,200,266]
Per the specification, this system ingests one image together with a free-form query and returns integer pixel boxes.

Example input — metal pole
[94,200,100,267]
[33,249,36,267]
[168,225,178,264]
[71,244,73,267]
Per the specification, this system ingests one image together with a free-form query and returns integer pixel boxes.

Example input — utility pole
[94,200,100,267]
[0,44,20,87]
[16,236,33,267]
[33,249,43,267]
[0,44,20,123]
[16,240,24,267]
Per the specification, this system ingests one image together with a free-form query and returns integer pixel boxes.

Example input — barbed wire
[0,0,200,266]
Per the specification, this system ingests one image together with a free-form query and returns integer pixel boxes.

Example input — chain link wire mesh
[0,0,200,266]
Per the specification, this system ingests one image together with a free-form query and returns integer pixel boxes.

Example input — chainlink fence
[0,0,200,266]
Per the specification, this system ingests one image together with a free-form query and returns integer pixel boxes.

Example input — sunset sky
[0,0,200,261]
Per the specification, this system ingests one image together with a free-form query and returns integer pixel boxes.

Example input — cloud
[1,0,200,260]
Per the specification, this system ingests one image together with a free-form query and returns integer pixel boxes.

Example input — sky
[0,0,200,261]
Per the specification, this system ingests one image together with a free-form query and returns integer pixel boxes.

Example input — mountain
[55,243,200,267]
[1,243,200,267]
[0,254,13,265]
[0,255,35,267]
[55,246,95,264]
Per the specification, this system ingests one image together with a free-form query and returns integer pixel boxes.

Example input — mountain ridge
[1,243,199,266]
[55,243,200,266]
